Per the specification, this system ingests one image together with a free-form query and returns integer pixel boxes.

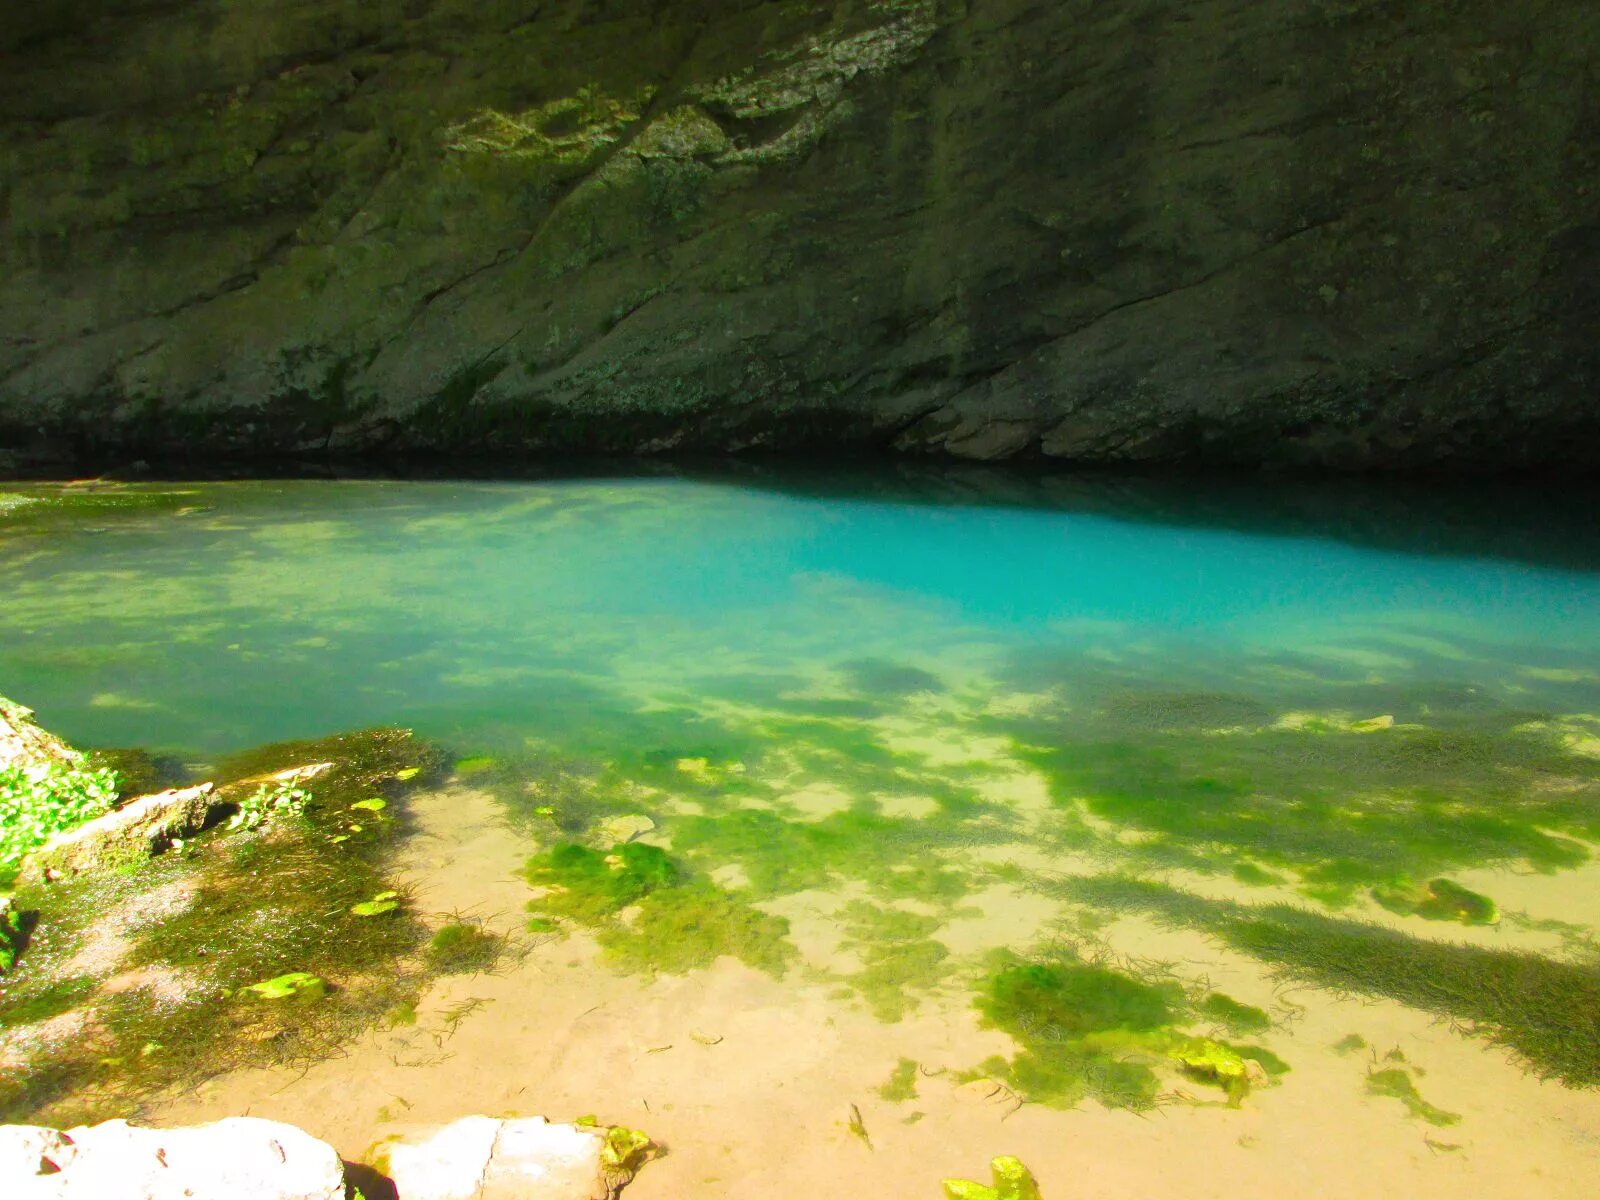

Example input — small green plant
[943,1156,1043,1200]
[351,891,401,917]
[0,762,119,881]
[238,972,327,1002]
[226,782,309,832]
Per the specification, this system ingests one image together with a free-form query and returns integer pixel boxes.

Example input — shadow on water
[681,461,1600,575]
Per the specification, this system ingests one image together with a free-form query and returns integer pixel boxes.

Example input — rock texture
[382,1116,621,1200]
[1,1,1596,470]
[0,696,81,771]
[0,1117,346,1200]
[19,783,221,882]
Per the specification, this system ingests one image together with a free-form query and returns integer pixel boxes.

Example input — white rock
[0,695,81,771]
[385,1116,614,1200]
[0,1125,73,1177]
[0,1117,346,1200]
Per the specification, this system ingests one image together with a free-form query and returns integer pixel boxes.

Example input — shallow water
[3,471,1599,1197]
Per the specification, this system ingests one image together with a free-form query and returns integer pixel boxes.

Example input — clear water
[2,472,1599,1197]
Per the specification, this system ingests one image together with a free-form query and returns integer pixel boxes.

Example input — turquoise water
[4,472,1600,1196]
[4,474,1599,758]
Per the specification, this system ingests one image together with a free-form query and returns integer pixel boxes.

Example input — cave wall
[1,0,1596,469]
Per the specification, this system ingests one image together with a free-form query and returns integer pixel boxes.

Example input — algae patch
[525,841,793,976]
[970,950,1286,1112]
[1366,1067,1462,1126]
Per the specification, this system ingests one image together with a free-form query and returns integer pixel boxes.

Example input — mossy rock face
[2,1,1598,471]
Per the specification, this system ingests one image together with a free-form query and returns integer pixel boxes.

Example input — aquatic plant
[225,781,309,832]
[526,840,793,976]
[1372,877,1498,925]
[1059,874,1600,1084]
[942,1155,1043,1200]
[0,729,433,1126]
[425,921,505,975]
[877,1057,921,1103]
[0,761,120,882]
[1365,1067,1461,1126]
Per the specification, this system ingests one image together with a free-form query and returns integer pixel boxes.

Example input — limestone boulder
[384,1116,631,1200]
[0,1117,346,1200]
[20,783,221,883]
[0,696,80,771]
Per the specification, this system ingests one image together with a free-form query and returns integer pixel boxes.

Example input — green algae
[1198,992,1272,1036]
[670,805,998,906]
[837,902,949,1022]
[0,485,201,540]
[1058,875,1600,1085]
[973,955,1184,1110]
[525,842,679,923]
[525,841,792,977]
[1333,1033,1369,1056]
[598,882,794,977]
[1373,878,1499,925]
[1,975,97,1024]
[877,1057,921,1103]
[1366,1067,1461,1126]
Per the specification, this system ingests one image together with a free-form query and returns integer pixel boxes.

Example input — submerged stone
[0,1117,345,1200]
[381,1115,652,1200]
[20,784,221,884]
[0,696,81,772]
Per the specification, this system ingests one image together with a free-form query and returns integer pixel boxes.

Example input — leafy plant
[0,762,119,881]
[226,782,309,832]
[943,1156,1043,1200]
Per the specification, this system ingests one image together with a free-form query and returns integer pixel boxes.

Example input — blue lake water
[2,471,1599,1198]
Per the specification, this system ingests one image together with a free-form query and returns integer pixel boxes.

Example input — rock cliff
[1,1,1596,469]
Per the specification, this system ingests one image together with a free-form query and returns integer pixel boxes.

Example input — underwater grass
[0,729,438,1125]
[984,652,1600,898]
[425,921,506,976]
[1059,875,1600,1085]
